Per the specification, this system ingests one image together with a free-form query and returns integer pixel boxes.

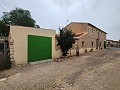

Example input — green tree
[35,25,40,28]
[0,20,6,36]
[1,7,37,27]
[56,28,75,56]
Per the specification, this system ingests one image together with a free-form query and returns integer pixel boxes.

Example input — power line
[0,2,7,12]
[80,0,87,22]
[1,0,10,9]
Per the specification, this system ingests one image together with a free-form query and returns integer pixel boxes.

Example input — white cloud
[0,0,120,40]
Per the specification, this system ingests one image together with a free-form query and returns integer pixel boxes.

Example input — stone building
[107,39,120,48]
[65,22,107,50]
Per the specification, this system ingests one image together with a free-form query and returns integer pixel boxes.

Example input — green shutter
[28,35,52,62]
[104,41,107,49]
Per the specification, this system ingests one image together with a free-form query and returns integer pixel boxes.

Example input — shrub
[56,28,75,56]
[0,55,4,70]
[0,49,11,70]
[3,49,11,69]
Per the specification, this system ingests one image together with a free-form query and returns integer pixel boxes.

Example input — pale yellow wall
[10,26,62,64]
[53,50,62,58]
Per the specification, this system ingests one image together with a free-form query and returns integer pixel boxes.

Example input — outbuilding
[8,26,62,64]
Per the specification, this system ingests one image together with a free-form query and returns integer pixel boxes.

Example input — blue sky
[0,0,120,40]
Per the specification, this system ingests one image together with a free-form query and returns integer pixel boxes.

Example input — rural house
[107,39,120,48]
[64,22,107,54]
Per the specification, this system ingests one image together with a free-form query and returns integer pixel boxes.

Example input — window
[92,42,94,46]
[82,41,85,47]
[108,42,110,45]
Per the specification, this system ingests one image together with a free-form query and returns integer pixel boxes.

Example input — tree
[56,28,75,56]
[0,20,7,36]
[35,25,40,28]
[1,7,37,27]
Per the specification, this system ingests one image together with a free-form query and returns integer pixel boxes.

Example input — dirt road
[0,48,120,90]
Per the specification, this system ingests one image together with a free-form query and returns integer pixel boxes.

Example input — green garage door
[28,35,52,62]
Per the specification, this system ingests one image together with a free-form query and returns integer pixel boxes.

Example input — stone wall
[65,23,106,50]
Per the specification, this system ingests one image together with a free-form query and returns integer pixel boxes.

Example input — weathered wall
[77,24,106,49]
[65,23,87,34]
[67,48,96,56]
[9,26,62,64]
[65,23,106,50]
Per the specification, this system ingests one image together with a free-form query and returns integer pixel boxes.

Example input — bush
[3,49,11,69]
[0,55,4,70]
[56,28,75,56]
[0,49,11,70]
[3,56,11,69]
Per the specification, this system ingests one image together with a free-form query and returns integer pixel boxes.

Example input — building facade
[107,39,120,48]
[65,22,107,50]
[8,26,62,64]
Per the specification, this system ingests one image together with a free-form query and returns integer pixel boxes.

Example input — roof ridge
[66,22,107,34]
[71,22,88,24]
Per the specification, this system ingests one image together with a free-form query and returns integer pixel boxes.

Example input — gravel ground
[0,48,120,90]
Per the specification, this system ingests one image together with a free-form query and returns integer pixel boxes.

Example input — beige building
[8,26,62,64]
[65,22,107,50]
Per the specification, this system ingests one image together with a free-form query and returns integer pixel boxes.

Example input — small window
[82,41,85,47]
[92,42,94,46]
[108,42,110,44]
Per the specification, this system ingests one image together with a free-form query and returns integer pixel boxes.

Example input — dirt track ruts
[0,48,120,90]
